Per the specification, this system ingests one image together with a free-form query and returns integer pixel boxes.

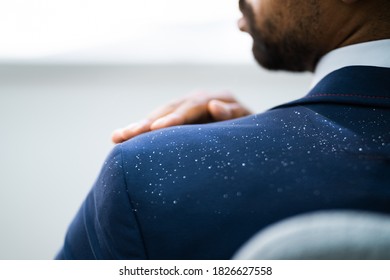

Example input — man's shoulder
[119,107,310,153]
[119,115,255,153]
[115,105,328,186]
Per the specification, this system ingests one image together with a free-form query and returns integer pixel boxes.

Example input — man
[57,0,390,259]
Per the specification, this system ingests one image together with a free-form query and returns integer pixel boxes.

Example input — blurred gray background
[0,0,312,259]
[0,64,311,259]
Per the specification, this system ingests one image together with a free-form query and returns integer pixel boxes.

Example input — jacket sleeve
[55,144,147,259]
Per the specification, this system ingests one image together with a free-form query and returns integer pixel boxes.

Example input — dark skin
[112,0,390,144]
[239,0,390,72]
[239,0,323,71]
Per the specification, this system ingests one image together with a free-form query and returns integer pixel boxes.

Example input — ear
[341,0,359,4]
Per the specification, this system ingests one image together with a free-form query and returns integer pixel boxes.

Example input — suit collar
[274,66,390,109]
[311,39,390,88]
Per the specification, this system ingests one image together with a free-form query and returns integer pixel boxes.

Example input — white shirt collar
[311,39,390,88]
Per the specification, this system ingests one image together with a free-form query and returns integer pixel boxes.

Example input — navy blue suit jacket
[57,66,390,259]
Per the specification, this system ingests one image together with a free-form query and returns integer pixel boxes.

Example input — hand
[111,91,252,143]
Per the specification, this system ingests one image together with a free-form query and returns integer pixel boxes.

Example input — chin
[252,43,284,71]
[252,42,312,73]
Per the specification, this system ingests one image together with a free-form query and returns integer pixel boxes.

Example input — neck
[314,2,390,70]
[338,19,390,49]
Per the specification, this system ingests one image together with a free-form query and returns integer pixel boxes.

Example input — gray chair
[234,210,390,260]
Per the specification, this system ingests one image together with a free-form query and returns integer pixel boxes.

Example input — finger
[172,98,211,124]
[150,113,185,130]
[148,91,235,129]
[150,99,209,130]
[207,100,232,120]
[111,128,126,144]
[229,103,252,118]
[208,100,252,121]
[111,119,152,143]
[147,97,186,120]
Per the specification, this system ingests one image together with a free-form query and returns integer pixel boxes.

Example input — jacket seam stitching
[119,144,150,259]
[309,93,390,100]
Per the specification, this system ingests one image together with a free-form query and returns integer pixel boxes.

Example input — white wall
[0,0,251,63]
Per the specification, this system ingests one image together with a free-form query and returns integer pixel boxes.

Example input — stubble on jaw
[241,0,322,72]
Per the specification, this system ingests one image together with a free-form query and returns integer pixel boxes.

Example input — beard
[240,0,320,72]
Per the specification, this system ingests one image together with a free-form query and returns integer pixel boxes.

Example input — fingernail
[111,129,124,143]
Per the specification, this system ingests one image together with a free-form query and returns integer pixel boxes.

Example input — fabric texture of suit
[56,66,390,259]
